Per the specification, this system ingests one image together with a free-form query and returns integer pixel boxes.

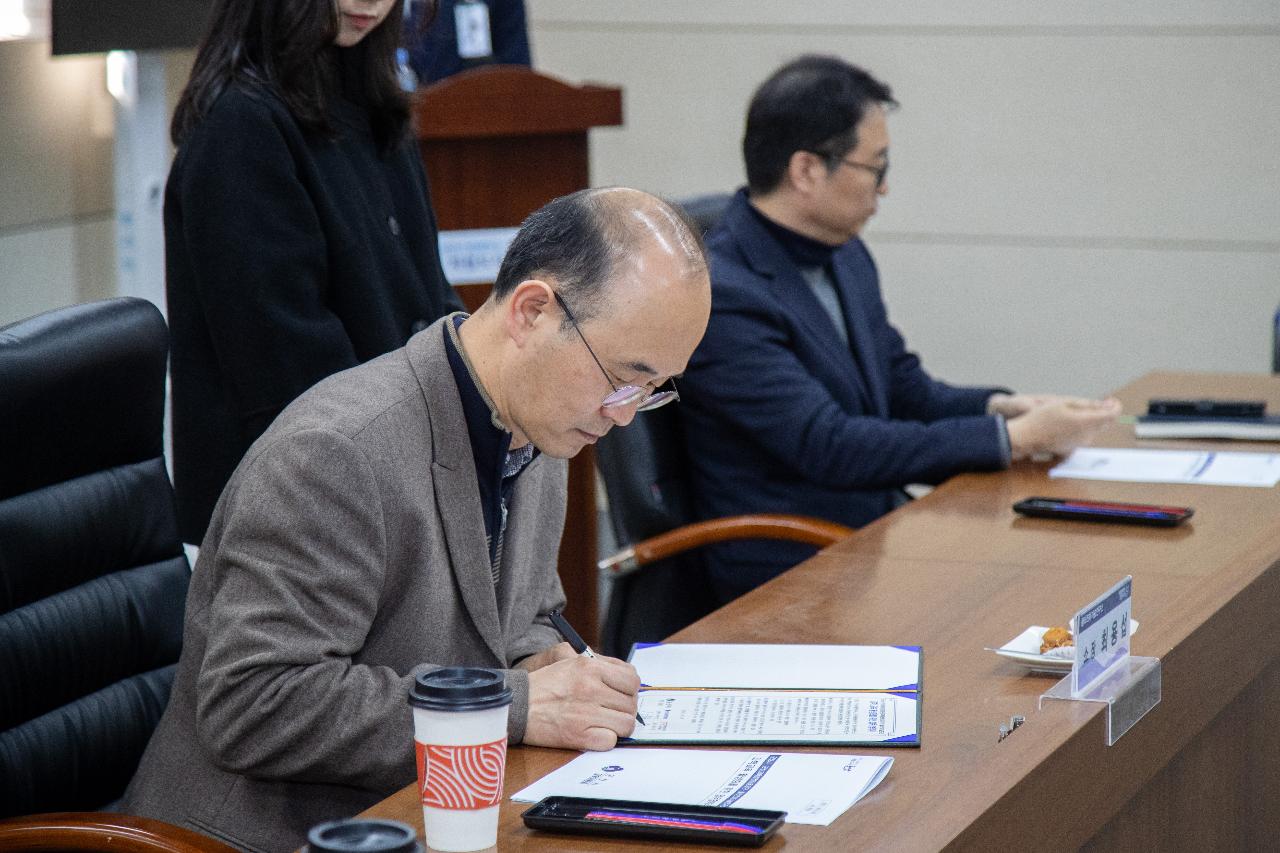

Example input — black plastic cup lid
[409,667,512,712]
[306,818,420,853]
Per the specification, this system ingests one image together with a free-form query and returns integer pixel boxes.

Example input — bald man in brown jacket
[123,188,712,852]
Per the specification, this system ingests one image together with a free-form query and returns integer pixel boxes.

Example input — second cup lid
[306,818,420,853]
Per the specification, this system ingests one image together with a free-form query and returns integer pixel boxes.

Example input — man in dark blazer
[681,56,1120,603]
[124,188,711,852]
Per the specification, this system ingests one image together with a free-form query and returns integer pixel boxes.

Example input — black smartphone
[521,796,785,847]
[1013,497,1193,527]
[1147,398,1266,418]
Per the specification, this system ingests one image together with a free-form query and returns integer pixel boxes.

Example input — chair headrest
[0,298,169,501]
[675,193,733,235]
[595,403,693,544]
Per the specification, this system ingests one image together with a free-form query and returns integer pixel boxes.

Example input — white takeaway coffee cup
[408,668,512,852]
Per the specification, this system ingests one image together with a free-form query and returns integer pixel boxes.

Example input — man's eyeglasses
[805,149,890,189]
[552,291,680,412]
[835,156,889,189]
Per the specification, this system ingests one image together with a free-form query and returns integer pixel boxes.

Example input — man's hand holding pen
[517,609,645,750]
[523,648,642,751]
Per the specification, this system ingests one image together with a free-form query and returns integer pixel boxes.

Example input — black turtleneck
[746,196,855,354]
[746,200,842,269]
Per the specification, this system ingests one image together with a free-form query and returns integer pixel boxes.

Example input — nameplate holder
[1040,655,1161,746]
[1038,575,1159,745]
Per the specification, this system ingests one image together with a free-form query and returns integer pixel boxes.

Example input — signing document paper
[511,749,893,826]
[625,644,921,745]
[1050,447,1280,488]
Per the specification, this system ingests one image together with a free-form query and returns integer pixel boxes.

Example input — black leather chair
[676,192,733,236]
[594,404,850,657]
[0,298,190,818]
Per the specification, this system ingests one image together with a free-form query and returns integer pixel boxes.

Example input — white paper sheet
[629,644,922,691]
[1049,447,1280,488]
[629,690,919,744]
[510,748,893,826]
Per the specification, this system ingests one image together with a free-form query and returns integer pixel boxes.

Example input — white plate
[992,621,1140,674]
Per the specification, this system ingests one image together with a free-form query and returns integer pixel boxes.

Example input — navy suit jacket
[407,0,532,85]
[681,190,1008,598]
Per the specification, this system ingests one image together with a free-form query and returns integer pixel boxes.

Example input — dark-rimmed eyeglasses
[835,156,889,189]
[805,149,890,189]
[552,291,680,412]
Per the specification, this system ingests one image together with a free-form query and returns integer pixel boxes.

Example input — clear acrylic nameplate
[1039,655,1161,745]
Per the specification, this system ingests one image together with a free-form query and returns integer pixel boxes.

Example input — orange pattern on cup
[415,738,508,810]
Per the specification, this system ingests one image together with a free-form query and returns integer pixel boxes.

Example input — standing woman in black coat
[166,0,462,543]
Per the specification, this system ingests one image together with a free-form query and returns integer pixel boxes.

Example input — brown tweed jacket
[123,319,567,852]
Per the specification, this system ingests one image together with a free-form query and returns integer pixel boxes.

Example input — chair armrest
[0,813,237,853]
[599,514,853,577]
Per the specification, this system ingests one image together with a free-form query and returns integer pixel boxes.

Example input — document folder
[624,643,922,746]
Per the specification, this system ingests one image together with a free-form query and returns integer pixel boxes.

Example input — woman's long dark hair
[173,0,429,151]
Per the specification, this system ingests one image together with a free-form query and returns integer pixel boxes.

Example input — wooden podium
[413,67,624,646]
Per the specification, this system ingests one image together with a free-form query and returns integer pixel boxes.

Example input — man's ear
[504,279,554,347]
[786,149,827,196]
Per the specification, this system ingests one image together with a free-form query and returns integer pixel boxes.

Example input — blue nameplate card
[1071,575,1133,697]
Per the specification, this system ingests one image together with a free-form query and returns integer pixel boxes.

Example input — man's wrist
[502,666,530,744]
[994,414,1012,467]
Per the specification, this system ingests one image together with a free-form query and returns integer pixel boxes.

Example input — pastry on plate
[1039,626,1073,655]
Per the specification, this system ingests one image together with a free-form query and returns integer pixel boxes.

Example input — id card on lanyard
[455,0,494,60]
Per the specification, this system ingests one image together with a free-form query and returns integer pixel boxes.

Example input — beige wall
[2,6,1276,395]
[527,1,1280,396]
[0,41,191,327]
[0,40,114,325]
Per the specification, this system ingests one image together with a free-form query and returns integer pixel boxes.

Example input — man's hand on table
[523,651,641,751]
[1003,395,1123,460]
[988,392,1112,419]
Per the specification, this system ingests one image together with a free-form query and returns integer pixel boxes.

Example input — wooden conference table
[363,371,1280,851]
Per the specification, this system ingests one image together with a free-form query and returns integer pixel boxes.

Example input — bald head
[462,188,711,458]
[492,187,706,326]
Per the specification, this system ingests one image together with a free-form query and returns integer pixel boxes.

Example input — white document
[510,748,893,826]
[1049,447,1280,488]
[630,643,922,691]
[631,690,919,745]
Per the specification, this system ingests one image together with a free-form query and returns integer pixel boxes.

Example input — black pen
[547,609,645,726]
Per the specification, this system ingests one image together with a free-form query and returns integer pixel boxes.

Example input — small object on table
[1147,398,1266,418]
[1039,626,1073,655]
[1013,497,1193,527]
[305,818,421,853]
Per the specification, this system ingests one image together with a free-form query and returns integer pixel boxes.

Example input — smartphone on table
[1013,497,1193,527]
